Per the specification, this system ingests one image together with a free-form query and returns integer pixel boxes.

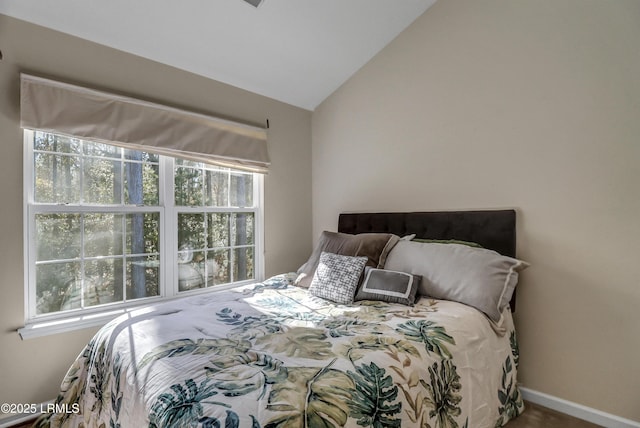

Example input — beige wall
[0,14,312,421]
[312,0,639,422]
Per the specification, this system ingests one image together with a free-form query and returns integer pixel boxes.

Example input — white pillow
[384,241,529,322]
[308,252,368,305]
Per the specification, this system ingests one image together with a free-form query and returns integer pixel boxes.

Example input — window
[24,130,263,326]
[174,159,257,291]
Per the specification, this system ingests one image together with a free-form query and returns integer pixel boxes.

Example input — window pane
[204,252,218,287]
[178,213,206,251]
[204,250,224,287]
[34,132,81,154]
[210,249,230,285]
[36,214,81,261]
[126,213,160,255]
[85,213,123,258]
[125,149,159,163]
[140,163,160,205]
[84,158,121,204]
[123,160,143,205]
[36,261,81,314]
[233,247,254,281]
[207,213,230,247]
[34,153,81,203]
[230,173,253,207]
[84,141,121,158]
[178,250,206,291]
[84,258,120,307]
[124,155,160,206]
[230,213,254,246]
[175,166,203,206]
[175,158,202,168]
[205,169,229,207]
[143,163,160,205]
[126,255,160,299]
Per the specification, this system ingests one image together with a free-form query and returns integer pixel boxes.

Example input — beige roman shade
[20,74,270,173]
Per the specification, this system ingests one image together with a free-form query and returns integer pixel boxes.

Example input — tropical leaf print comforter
[37,273,524,428]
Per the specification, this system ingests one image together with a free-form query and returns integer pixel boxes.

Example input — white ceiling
[0,0,436,110]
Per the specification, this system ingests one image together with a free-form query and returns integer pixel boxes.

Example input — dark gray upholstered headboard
[338,209,518,308]
[338,210,516,257]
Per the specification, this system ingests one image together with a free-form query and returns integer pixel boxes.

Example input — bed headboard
[338,210,516,257]
[338,209,518,309]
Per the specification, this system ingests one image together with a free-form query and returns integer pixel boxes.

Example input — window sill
[18,280,258,340]
[18,307,136,340]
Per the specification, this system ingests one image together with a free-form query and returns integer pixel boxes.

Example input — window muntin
[174,161,256,292]
[26,131,261,322]
[33,212,161,315]
[174,159,254,208]
[33,133,160,205]
[177,212,255,291]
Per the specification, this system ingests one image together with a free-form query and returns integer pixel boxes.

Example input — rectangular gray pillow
[384,241,529,323]
[354,267,420,306]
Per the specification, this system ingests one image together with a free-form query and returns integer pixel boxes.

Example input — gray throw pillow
[308,252,368,305]
[384,241,529,323]
[354,267,421,306]
[295,231,400,288]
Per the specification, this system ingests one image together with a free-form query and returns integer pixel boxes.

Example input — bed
[36,210,527,428]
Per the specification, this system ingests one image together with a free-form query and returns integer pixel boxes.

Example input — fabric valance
[20,74,270,173]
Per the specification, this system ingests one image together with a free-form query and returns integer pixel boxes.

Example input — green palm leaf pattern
[242,274,293,296]
[340,334,421,364]
[205,351,288,399]
[347,302,392,322]
[230,317,285,341]
[219,307,329,342]
[509,331,519,369]
[385,299,440,320]
[323,318,365,338]
[254,296,303,311]
[148,378,223,428]
[396,320,456,359]
[322,317,381,338]
[88,341,110,415]
[138,338,252,368]
[33,356,85,427]
[109,353,124,428]
[390,364,430,426]
[198,410,243,428]
[494,356,524,427]
[265,361,354,428]
[34,338,107,427]
[217,307,264,326]
[347,361,402,428]
[255,327,334,360]
[421,360,463,428]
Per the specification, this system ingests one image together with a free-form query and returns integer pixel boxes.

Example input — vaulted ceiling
[0,0,436,110]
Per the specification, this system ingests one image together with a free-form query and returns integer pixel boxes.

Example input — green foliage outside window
[29,131,258,317]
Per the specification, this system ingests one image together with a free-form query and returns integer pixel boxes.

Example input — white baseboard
[520,387,640,428]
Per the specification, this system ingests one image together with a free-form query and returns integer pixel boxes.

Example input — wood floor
[506,401,603,427]
[8,401,602,427]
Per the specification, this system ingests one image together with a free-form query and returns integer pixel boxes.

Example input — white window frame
[19,130,264,339]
